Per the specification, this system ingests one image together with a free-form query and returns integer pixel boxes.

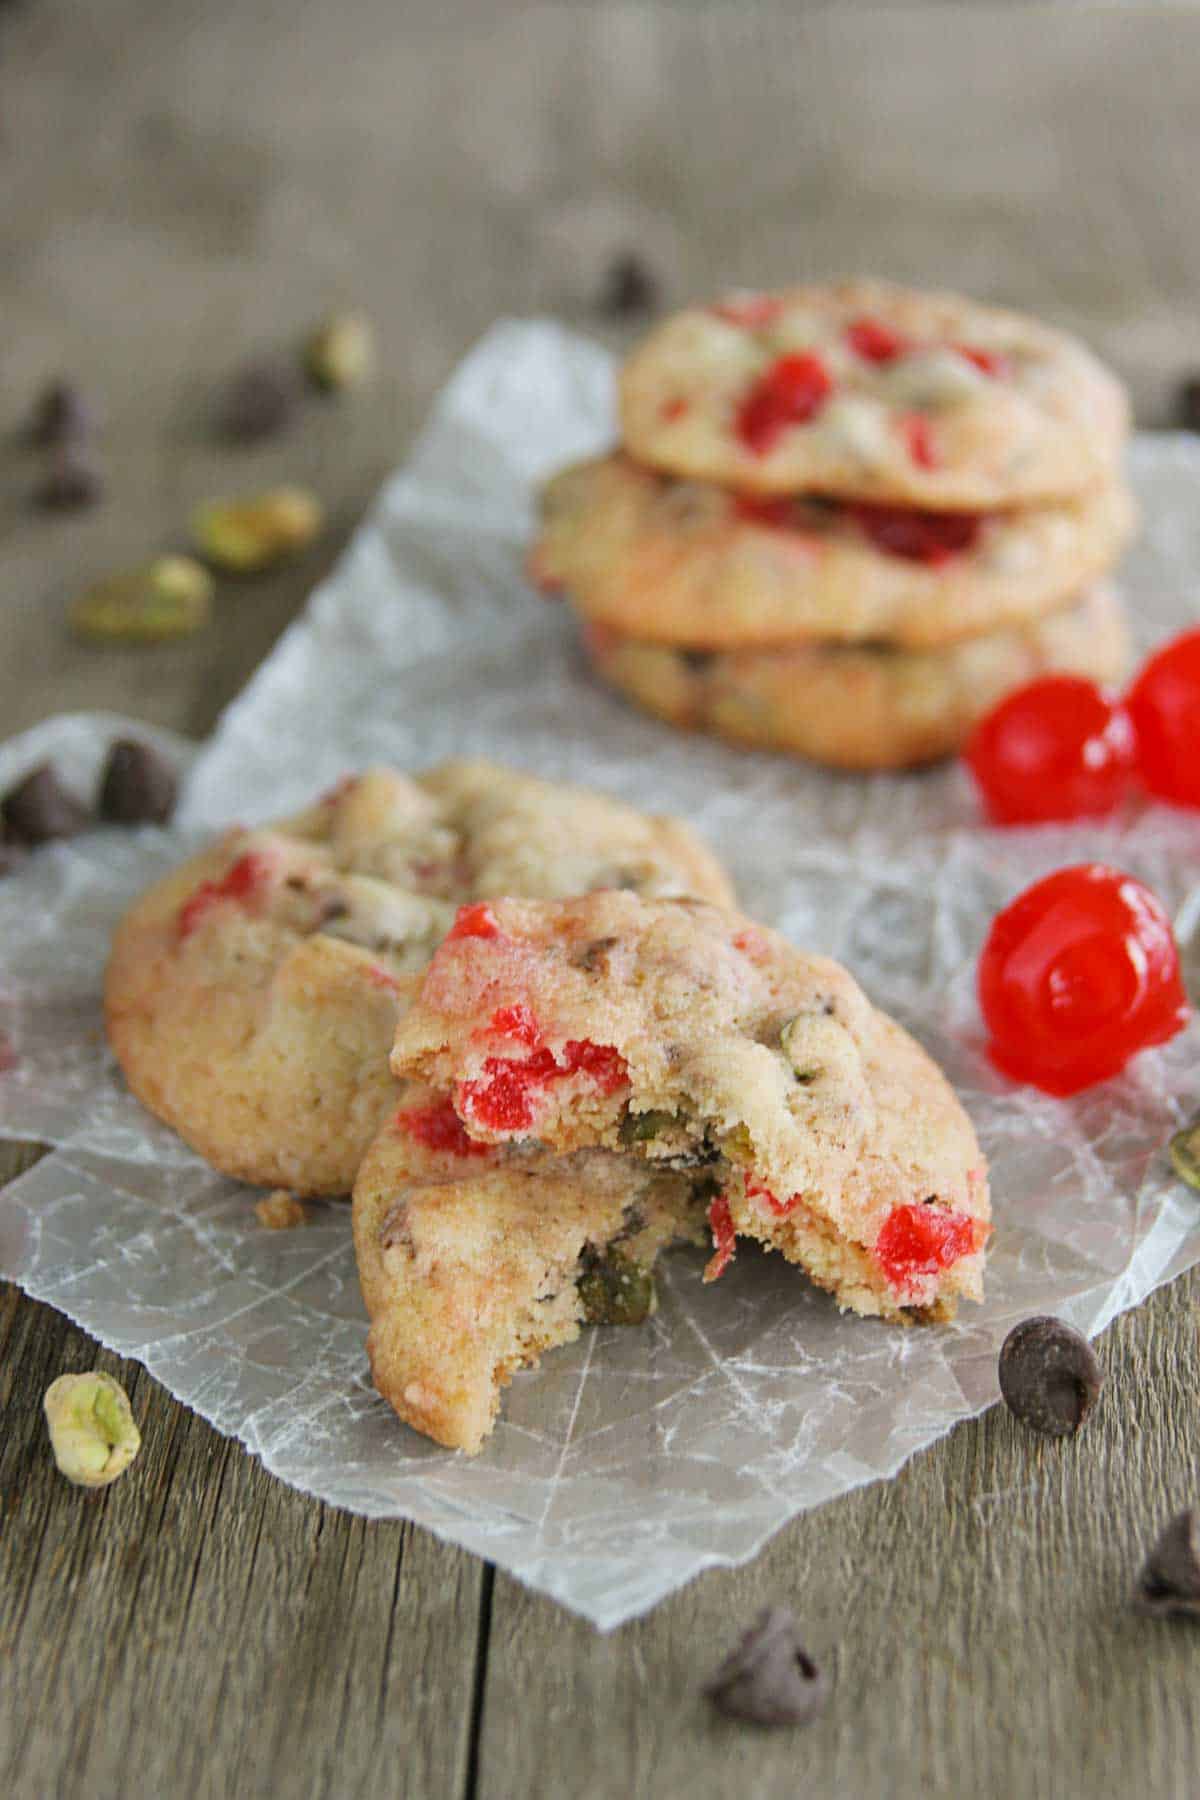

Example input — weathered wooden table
[3,4,1200,1794]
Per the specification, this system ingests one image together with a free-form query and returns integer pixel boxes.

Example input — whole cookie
[619,282,1129,508]
[533,452,1135,650]
[354,1094,708,1453]
[390,891,991,1321]
[583,584,1130,770]
[106,762,734,1197]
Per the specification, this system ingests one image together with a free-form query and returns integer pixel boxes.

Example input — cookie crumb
[255,1190,308,1230]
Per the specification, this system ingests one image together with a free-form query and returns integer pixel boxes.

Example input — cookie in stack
[531,281,1137,770]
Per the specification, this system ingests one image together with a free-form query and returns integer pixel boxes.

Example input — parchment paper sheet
[2,323,1198,1628]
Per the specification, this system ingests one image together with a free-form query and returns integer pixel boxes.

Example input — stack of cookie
[532,281,1137,770]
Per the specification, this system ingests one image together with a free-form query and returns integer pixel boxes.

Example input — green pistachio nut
[43,1372,141,1488]
[577,1251,657,1326]
[70,556,214,642]
[193,486,323,574]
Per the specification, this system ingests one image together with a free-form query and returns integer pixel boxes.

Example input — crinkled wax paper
[2,323,1200,1630]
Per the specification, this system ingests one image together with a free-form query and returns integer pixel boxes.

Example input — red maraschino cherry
[965,676,1137,825]
[978,865,1188,1095]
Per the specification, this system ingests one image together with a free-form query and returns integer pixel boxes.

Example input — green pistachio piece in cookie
[1169,1119,1200,1191]
[618,1108,679,1145]
[577,1249,657,1326]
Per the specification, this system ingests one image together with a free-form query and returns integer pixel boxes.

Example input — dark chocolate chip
[679,649,716,673]
[97,739,178,826]
[1175,378,1200,434]
[32,451,103,511]
[218,359,299,443]
[1135,1508,1200,1617]
[998,1315,1103,1437]
[27,379,96,449]
[703,1607,830,1728]
[1168,1117,1200,1191]
[1,763,92,844]
[597,251,659,319]
[573,935,620,974]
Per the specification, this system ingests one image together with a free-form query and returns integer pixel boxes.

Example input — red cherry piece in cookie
[711,294,787,329]
[845,316,911,364]
[395,1097,492,1158]
[899,413,939,469]
[965,676,1138,825]
[954,344,1010,379]
[736,354,833,456]
[746,1177,802,1217]
[486,1003,544,1049]
[978,864,1189,1096]
[874,1203,978,1293]
[178,850,272,939]
[446,901,503,943]
[457,1037,628,1135]
[851,503,982,565]
[733,495,808,532]
[1126,627,1200,808]
[703,1193,737,1282]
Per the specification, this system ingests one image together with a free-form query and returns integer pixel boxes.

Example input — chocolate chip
[679,650,716,673]
[32,451,104,511]
[1168,1116,1200,1191]
[998,1315,1103,1437]
[1,764,91,844]
[573,935,619,974]
[1135,1508,1200,1617]
[27,379,96,449]
[97,739,178,826]
[1175,378,1200,434]
[703,1607,830,1728]
[218,360,299,443]
[597,252,659,319]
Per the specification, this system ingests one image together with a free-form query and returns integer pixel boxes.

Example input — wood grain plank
[0,1272,485,1799]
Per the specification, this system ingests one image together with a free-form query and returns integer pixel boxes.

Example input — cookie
[582,584,1130,770]
[105,762,735,1197]
[532,452,1135,650]
[389,891,991,1321]
[619,282,1129,509]
[353,1093,709,1452]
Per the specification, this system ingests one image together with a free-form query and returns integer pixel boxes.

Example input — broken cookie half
[353,1090,709,1453]
[389,891,991,1323]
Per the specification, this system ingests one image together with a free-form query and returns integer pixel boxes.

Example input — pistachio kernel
[619,1108,678,1145]
[304,311,375,391]
[577,1249,657,1326]
[43,1371,141,1488]
[192,486,323,574]
[1169,1118,1200,1191]
[70,556,214,643]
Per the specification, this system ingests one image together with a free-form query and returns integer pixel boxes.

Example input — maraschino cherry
[965,676,1137,825]
[978,864,1188,1096]
[1125,626,1200,809]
